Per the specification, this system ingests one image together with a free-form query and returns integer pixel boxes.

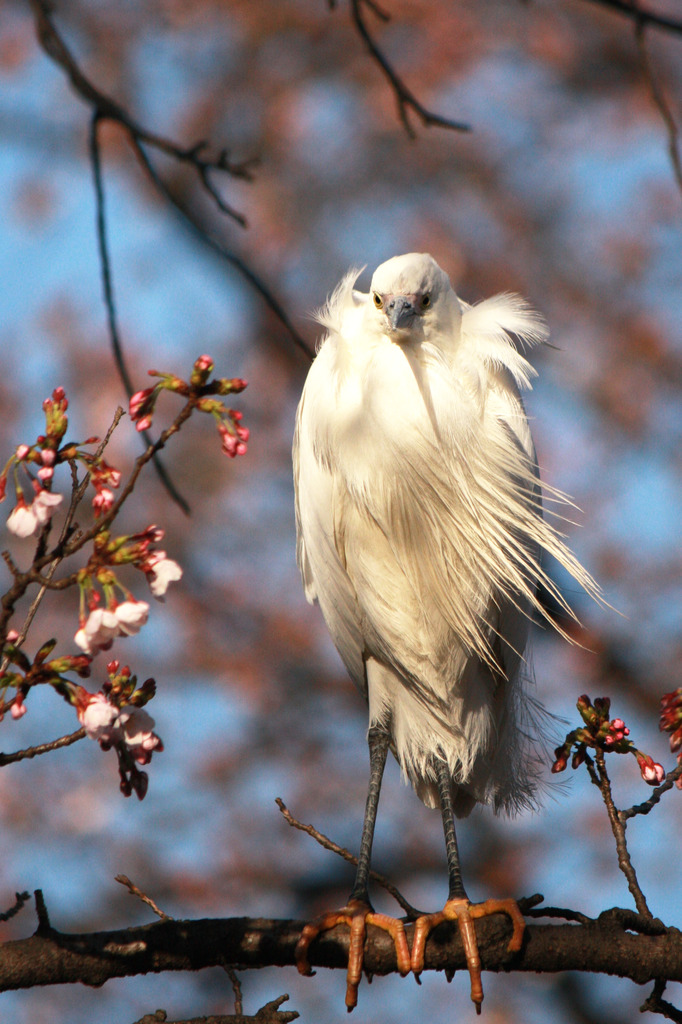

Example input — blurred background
[0,1,681,1021]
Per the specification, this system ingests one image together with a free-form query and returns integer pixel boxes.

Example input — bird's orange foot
[295,897,411,1011]
[410,897,525,1014]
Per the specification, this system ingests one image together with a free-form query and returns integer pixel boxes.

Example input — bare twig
[126,139,314,362]
[226,968,244,1015]
[275,798,422,918]
[0,728,85,767]
[593,749,651,917]
[131,996,299,1024]
[88,116,190,512]
[620,762,682,821]
[33,888,51,934]
[633,14,682,199]
[28,0,312,363]
[346,0,470,137]
[525,904,594,925]
[0,891,31,923]
[641,979,682,1023]
[115,875,171,921]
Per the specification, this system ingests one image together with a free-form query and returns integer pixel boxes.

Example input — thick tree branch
[1,903,682,994]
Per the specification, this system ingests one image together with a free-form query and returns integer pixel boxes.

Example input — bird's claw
[411,896,525,1013]
[295,898,411,1011]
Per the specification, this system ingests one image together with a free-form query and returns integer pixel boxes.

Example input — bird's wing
[293,341,367,694]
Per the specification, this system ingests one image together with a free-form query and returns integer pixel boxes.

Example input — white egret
[293,253,600,1011]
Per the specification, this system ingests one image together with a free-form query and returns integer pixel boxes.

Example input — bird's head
[365,253,460,345]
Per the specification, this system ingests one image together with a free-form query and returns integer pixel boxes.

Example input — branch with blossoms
[552,693,682,926]
[0,355,248,799]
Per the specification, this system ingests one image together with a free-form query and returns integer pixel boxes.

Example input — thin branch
[29,0,251,216]
[641,979,682,1023]
[276,797,425,919]
[88,116,190,512]
[28,0,312,363]
[525,904,594,925]
[226,968,244,1015]
[115,875,171,921]
[347,0,470,137]
[0,892,31,923]
[633,15,682,199]
[620,762,682,821]
[127,138,314,362]
[0,728,85,767]
[594,749,651,918]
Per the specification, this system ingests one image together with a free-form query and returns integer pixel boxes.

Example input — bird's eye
[421,294,431,308]
[373,293,383,309]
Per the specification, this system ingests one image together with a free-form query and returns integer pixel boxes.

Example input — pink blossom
[114,600,150,636]
[78,692,120,745]
[92,488,115,517]
[37,466,54,483]
[6,491,61,537]
[77,694,162,764]
[146,552,183,596]
[15,445,30,461]
[41,449,56,467]
[7,498,40,538]
[32,489,63,525]
[118,707,163,764]
[74,608,120,655]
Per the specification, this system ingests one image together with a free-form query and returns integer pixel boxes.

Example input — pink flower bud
[129,387,155,420]
[135,415,152,432]
[11,694,27,720]
[15,445,30,461]
[636,753,666,786]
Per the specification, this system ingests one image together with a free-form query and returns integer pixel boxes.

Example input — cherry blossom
[78,692,120,744]
[92,488,115,517]
[118,706,163,764]
[76,692,163,766]
[145,551,183,596]
[33,488,63,523]
[74,608,120,655]
[6,497,39,538]
[114,600,150,636]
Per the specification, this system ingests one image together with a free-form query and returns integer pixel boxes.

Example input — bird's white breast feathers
[294,259,600,814]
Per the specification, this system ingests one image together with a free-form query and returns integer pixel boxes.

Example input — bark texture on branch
[1,909,681,992]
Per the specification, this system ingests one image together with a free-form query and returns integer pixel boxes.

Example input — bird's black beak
[386,295,417,331]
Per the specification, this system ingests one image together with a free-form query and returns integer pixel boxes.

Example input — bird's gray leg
[348,725,390,903]
[295,723,410,1010]
[435,756,468,901]
[411,756,525,1013]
